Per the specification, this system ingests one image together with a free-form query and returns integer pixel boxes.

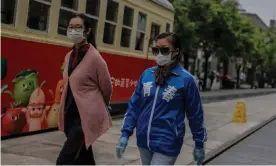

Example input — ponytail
[87,31,97,49]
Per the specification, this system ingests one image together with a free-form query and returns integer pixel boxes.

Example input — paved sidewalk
[2,94,276,165]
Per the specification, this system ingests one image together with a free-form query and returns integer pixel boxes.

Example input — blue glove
[193,148,205,165]
[116,136,128,158]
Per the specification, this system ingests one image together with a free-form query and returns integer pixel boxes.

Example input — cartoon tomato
[1,107,27,134]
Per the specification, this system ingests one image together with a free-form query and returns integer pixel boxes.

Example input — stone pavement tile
[186,126,237,150]
[175,144,194,165]
[112,119,124,126]
[106,125,137,137]
[127,158,142,165]
[126,144,212,165]
[1,141,61,163]
[185,137,223,151]
[93,141,140,165]
[175,144,211,165]
[247,113,275,123]
[97,132,137,147]
[1,131,65,147]
[217,121,259,134]
[1,153,54,165]
[106,126,122,135]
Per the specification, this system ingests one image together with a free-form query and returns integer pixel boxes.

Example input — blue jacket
[121,64,207,156]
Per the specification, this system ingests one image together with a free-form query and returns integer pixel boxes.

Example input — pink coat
[58,44,112,148]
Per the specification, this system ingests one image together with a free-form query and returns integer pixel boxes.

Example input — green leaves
[171,0,275,64]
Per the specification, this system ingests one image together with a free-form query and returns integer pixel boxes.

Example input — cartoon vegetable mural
[22,80,50,132]
[4,69,41,107]
[61,63,65,73]
[1,84,8,94]
[47,80,64,128]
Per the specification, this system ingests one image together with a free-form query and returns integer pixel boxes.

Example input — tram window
[123,6,134,27]
[86,0,100,17]
[27,0,51,31]
[1,0,17,25]
[58,9,76,35]
[166,23,170,32]
[121,6,134,48]
[105,0,119,22]
[149,23,160,48]
[85,16,98,39]
[85,0,100,38]
[103,0,119,44]
[103,23,116,44]
[58,0,78,35]
[61,0,78,10]
[135,32,145,51]
[121,28,132,47]
[135,12,147,51]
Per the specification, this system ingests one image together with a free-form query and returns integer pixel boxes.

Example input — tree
[231,17,256,88]
[257,27,276,88]
[172,0,198,70]
[210,0,256,89]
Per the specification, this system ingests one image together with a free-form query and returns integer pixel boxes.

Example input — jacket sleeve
[121,72,144,137]
[184,76,207,148]
[96,56,112,106]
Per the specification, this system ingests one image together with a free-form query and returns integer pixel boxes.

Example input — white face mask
[156,53,173,66]
[67,29,85,44]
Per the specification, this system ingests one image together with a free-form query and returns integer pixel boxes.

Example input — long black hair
[156,32,181,61]
[69,13,97,49]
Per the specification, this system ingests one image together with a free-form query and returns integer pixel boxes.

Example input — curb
[188,114,276,165]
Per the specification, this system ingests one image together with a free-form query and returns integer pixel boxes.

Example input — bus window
[149,23,160,48]
[1,0,17,25]
[166,23,170,32]
[58,0,78,35]
[85,0,100,38]
[27,0,51,31]
[135,12,147,51]
[121,6,134,48]
[103,0,119,45]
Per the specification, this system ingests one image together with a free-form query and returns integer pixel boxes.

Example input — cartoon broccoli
[4,69,40,107]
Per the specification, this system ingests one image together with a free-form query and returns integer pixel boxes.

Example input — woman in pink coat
[56,13,112,165]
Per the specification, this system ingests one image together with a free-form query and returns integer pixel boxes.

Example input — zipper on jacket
[147,85,160,150]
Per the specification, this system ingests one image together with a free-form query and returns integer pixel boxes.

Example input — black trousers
[56,124,96,165]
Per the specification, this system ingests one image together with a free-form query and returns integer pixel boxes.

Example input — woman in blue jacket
[116,32,207,165]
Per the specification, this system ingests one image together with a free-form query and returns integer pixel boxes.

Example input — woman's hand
[116,136,129,158]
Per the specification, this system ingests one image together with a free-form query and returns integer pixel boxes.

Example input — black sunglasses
[152,47,173,56]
